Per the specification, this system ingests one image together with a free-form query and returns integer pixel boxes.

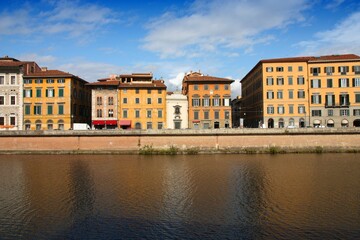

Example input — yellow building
[182,71,234,129]
[241,54,360,128]
[118,73,167,130]
[23,68,91,130]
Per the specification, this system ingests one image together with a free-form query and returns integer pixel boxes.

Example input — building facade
[87,76,119,129]
[231,96,242,128]
[182,71,234,129]
[241,54,360,128]
[118,73,167,130]
[23,68,91,130]
[0,56,40,130]
[166,91,188,129]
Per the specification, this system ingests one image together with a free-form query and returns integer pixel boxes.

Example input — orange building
[182,71,234,129]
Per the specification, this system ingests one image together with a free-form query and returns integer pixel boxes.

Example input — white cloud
[231,79,241,99]
[18,53,57,66]
[143,0,308,58]
[0,9,33,35]
[297,11,360,56]
[325,0,345,9]
[168,72,185,90]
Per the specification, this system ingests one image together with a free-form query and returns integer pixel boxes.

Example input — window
[328,109,333,116]
[174,106,180,114]
[123,89,127,94]
[108,97,114,105]
[203,98,210,107]
[288,66,293,72]
[297,90,305,98]
[215,85,219,90]
[224,85,229,90]
[204,111,209,119]
[266,77,273,85]
[311,67,321,76]
[297,77,304,85]
[136,89,140,94]
[298,106,305,114]
[340,94,349,106]
[147,98,151,104]
[147,110,152,118]
[204,85,208,90]
[276,67,284,72]
[123,110,128,118]
[157,122,163,129]
[11,95,16,105]
[58,105,64,115]
[353,78,360,87]
[46,105,53,115]
[214,111,219,119]
[194,85,198,90]
[57,79,65,83]
[24,79,32,84]
[312,110,322,116]
[0,76,4,84]
[339,66,349,75]
[225,111,230,119]
[327,79,333,88]
[11,76,16,85]
[34,105,42,115]
[326,94,335,106]
[289,105,294,114]
[267,91,274,99]
[325,66,334,75]
[288,90,293,99]
[267,106,274,114]
[356,94,360,103]
[192,98,200,107]
[135,98,140,104]
[224,98,230,106]
[339,78,349,87]
[311,79,321,88]
[36,88,42,97]
[147,89,151,94]
[25,105,30,115]
[298,66,303,71]
[0,96,4,105]
[266,67,273,72]
[46,79,54,84]
[46,88,55,97]
[0,117,3,125]
[97,97,102,105]
[213,98,220,106]
[354,109,360,116]
[340,109,350,116]
[277,106,284,114]
[135,110,140,118]
[194,111,199,120]
[58,88,64,97]
[123,98,128,104]
[147,122,152,129]
[288,77,293,85]
[158,89,162,94]
[108,109,114,117]
[277,78,284,85]
[277,91,283,99]
[158,98,162,104]
[311,94,322,104]
[158,110,162,118]
[10,116,16,125]
[96,109,102,118]
[354,66,360,74]
[35,79,43,84]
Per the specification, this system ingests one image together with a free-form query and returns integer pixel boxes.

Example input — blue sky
[1,0,360,97]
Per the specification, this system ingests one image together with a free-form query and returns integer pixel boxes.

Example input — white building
[166,91,188,129]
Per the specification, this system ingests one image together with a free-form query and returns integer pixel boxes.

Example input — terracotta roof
[260,54,360,63]
[119,80,166,89]
[87,80,120,86]
[184,74,234,83]
[0,61,25,67]
[24,69,73,77]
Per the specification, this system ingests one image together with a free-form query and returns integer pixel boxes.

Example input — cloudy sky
[1,0,360,97]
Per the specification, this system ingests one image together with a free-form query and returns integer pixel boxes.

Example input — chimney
[41,67,48,72]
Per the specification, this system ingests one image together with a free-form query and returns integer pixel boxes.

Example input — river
[0,154,359,239]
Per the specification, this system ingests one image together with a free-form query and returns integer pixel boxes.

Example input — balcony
[325,102,350,108]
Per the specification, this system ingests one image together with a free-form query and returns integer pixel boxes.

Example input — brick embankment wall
[0,128,360,154]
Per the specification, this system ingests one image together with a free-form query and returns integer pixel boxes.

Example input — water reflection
[0,154,359,239]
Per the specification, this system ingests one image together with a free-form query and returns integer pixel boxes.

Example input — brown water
[0,154,359,239]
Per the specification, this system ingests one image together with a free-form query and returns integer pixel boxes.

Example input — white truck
[73,123,91,130]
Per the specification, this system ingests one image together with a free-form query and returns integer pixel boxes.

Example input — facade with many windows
[182,71,234,129]
[23,68,91,130]
[241,54,360,128]
[166,91,188,129]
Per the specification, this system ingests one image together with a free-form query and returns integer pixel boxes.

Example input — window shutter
[310,68,313,73]
[53,90,55,97]
[319,95,322,104]
[46,90,48,97]
[311,80,313,88]
[30,90,32,97]
[353,78,355,87]
[202,99,204,106]
[338,79,341,87]
[319,80,321,88]
[23,90,25,97]
[319,68,321,73]
[192,99,194,106]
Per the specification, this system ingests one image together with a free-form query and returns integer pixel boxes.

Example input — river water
[0,154,359,239]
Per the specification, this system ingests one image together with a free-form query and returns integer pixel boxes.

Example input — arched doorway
[47,120,53,130]
[299,118,305,128]
[327,119,335,128]
[289,118,295,127]
[24,120,31,130]
[354,119,360,127]
[214,121,220,129]
[268,118,274,128]
[58,120,64,130]
[313,119,321,128]
[341,119,349,128]
[278,118,284,128]
[135,122,141,129]
[35,120,42,130]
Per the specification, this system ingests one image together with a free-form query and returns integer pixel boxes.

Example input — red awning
[192,120,200,123]
[119,120,131,126]
[93,120,105,125]
[105,120,118,125]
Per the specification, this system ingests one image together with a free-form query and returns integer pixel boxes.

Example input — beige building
[241,54,360,128]
[166,91,188,129]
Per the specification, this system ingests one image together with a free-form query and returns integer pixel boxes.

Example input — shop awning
[313,119,321,124]
[327,119,334,124]
[93,120,105,125]
[192,120,200,123]
[106,120,118,125]
[119,120,131,126]
[341,119,349,124]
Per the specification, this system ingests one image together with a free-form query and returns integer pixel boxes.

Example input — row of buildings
[0,56,233,130]
[2,53,360,130]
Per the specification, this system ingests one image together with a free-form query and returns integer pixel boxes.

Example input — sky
[1,0,360,97]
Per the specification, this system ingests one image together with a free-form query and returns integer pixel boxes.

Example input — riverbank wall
[1,128,360,154]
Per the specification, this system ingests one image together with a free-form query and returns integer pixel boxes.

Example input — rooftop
[183,71,234,83]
